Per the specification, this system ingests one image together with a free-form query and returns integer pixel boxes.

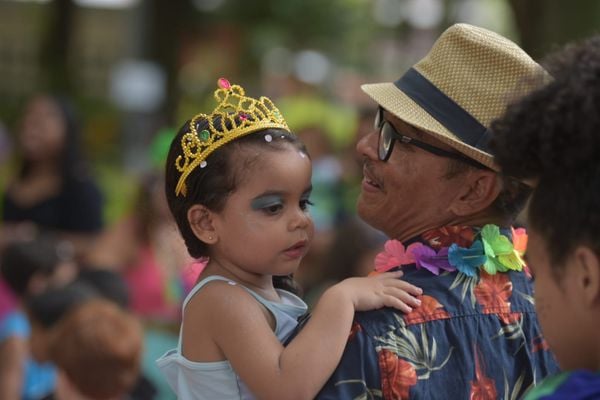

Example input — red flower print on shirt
[378,349,417,400]
[474,271,521,324]
[403,295,451,325]
[531,335,551,353]
[470,345,497,399]
[348,321,362,342]
[422,226,475,250]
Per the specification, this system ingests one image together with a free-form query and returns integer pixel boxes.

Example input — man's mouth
[363,165,382,190]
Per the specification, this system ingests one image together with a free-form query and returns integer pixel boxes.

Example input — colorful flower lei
[374,225,527,277]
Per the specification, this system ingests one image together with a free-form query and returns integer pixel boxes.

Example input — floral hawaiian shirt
[315,225,560,399]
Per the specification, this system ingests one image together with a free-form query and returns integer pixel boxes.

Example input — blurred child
[156,79,422,399]
[86,171,192,323]
[491,35,600,398]
[25,281,99,365]
[26,279,155,400]
[0,235,77,400]
[40,299,143,400]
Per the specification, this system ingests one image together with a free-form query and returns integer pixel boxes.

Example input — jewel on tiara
[174,78,291,197]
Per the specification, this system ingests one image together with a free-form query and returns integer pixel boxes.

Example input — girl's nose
[289,207,311,231]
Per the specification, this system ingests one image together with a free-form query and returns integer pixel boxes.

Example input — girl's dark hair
[165,116,309,294]
[490,36,600,270]
[19,93,89,184]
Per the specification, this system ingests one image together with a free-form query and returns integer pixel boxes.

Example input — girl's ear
[187,204,218,244]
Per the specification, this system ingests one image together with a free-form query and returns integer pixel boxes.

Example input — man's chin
[356,198,379,229]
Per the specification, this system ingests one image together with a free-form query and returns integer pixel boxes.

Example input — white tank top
[156,275,308,399]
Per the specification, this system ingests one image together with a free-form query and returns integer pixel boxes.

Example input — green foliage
[277,95,358,150]
[208,0,376,78]
[95,164,138,224]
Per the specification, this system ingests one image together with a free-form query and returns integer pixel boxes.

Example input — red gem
[217,78,231,89]
[239,113,248,121]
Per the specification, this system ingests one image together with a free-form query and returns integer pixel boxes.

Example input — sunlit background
[1,0,597,179]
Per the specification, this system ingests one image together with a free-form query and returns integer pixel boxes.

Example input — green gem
[199,130,210,142]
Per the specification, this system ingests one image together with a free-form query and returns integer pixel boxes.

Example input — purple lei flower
[411,245,455,275]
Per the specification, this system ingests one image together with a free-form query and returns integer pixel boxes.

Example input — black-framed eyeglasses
[375,108,485,169]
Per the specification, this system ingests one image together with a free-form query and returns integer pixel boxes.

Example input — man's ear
[187,204,218,244]
[449,170,501,216]
[572,246,600,306]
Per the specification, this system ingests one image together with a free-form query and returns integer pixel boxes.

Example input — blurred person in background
[0,93,104,259]
[85,129,195,400]
[0,234,77,400]
[26,278,156,400]
[86,172,191,324]
[312,23,560,399]
[491,35,600,400]
[86,129,198,326]
[34,299,143,400]
[25,280,98,367]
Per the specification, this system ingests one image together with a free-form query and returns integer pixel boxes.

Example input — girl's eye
[263,204,283,215]
[300,199,314,211]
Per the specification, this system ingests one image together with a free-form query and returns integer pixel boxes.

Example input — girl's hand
[330,271,422,313]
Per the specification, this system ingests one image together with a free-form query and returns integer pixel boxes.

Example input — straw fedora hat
[361,23,550,170]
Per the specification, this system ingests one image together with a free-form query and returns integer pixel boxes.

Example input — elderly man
[315,23,559,399]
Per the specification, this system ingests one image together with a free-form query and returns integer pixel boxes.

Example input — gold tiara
[174,78,290,197]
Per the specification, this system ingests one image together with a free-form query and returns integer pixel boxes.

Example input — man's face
[355,110,469,240]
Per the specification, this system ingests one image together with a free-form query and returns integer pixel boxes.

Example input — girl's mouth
[283,240,308,259]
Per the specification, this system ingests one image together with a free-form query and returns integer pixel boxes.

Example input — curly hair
[490,36,600,267]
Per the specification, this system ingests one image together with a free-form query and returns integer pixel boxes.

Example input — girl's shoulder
[187,276,252,306]
[184,276,272,324]
[183,277,278,353]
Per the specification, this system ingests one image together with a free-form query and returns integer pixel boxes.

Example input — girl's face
[210,144,314,278]
[527,230,594,370]
[19,96,67,162]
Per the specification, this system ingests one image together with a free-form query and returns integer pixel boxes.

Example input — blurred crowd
[0,92,385,400]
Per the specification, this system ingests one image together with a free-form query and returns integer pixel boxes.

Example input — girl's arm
[191,270,421,400]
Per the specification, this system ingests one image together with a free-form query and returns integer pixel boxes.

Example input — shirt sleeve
[316,321,383,399]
